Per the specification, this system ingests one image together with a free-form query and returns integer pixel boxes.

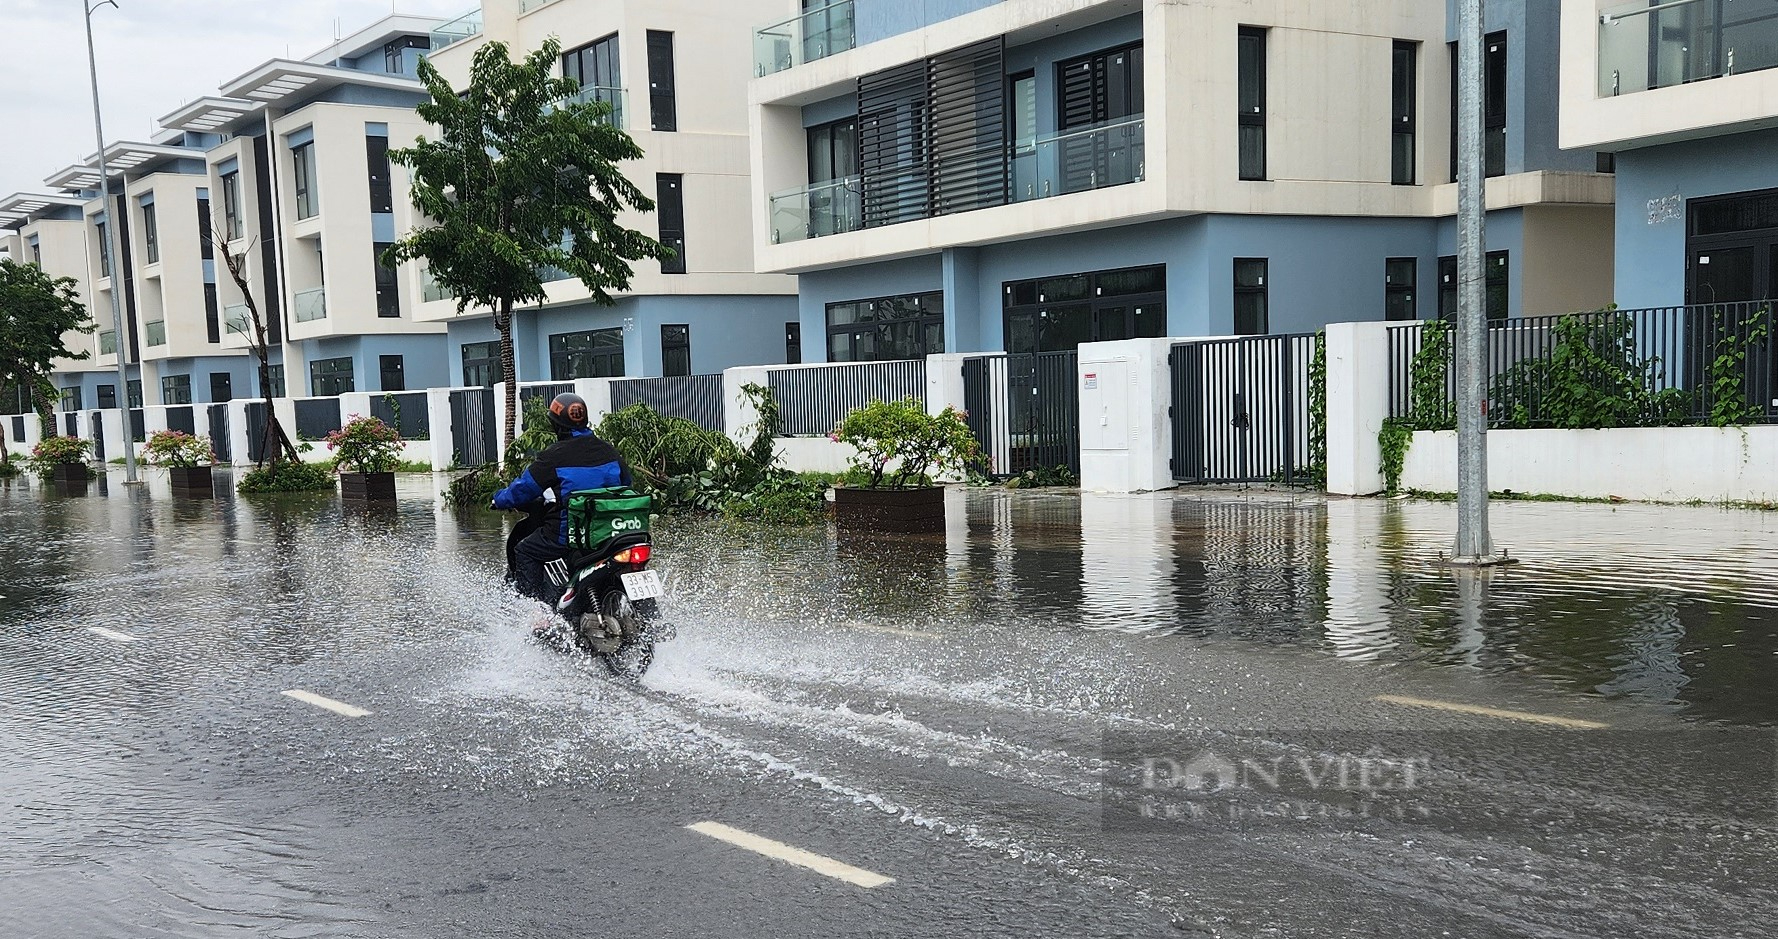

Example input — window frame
[1437,251,1511,321]
[1237,27,1268,182]
[825,291,946,363]
[461,341,499,387]
[785,322,802,365]
[1233,258,1269,336]
[161,374,192,406]
[221,172,244,240]
[309,356,355,397]
[366,134,393,214]
[373,241,400,318]
[661,324,691,377]
[142,201,159,264]
[549,328,626,380]
[646,30,677,132]
[378,354,406,392]
[1385,257,1418,321]
[1391,41,1418,186]
[656,173,686,275]
[292,142,318,220]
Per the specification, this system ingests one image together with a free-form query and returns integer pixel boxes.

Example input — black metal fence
[369,392,431,440]
[610,375,725,432]
[293,398,343,442]
[1388,301,1778,429]
[209,404,231,463]
[769,361,927,436]
[166,405,196,435]
[962,352,1080,477]
[245,401,269,463]
[519,382,573,406]
[1171,333,1317,484]
[8,416,23,443]
[90,411,105,461]
[449,388,497,467]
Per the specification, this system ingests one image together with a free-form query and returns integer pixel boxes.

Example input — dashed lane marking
[86,627,140,643]
[281,690,372,718]
[1374,694,1609,730]
[685,821,895,889]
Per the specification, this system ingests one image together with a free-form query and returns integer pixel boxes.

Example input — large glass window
[221,172,244,239]
[61,386,83,412]
[310,357,354,396]
[661,324,691,377]
[1234,258,1269,335]
[209,372,233,402]
[1437,252,1510,321]
[142,202,159,264]
[366,134,393,213]
[1687,188,1778,304]
[550,328,626,379]
[379,355,406,392]
[462,341,499,387]
[262,365,285,399]
[1392,41,1418,186]
[161,374,192,405]
[373,242,399,318]
[657,174,685,274]
[1449,33,1507,181]
[1238,28,1267,181]
[1004,266,1166,353]
[647,30,677,132]
[292,143,318,219]
[1385,258,1418,321]
[827,292,945,362]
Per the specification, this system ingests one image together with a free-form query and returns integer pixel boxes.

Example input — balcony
[99,330,116,355]
[421,272,455,303]
[755,0,855,77]
[558,85,627,129]
[1012,117,1146,202]
[223,303,251,334]
[293,287,327,323]
[770,177,861,244]
[519,0,564,11]
[1598,0,1778,96]
[145,321,166,347]
[430,9,483,51]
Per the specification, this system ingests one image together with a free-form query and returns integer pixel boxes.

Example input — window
[1437,252,1510,321]
[1009,71,1038,200]
[657,174,685,274]
[1392,42,1417,186]
[564,33,621,121]
[1003,265,1167,353]
[373,242,399,318]
[221,172,243,239]
[806,118,858,236]
[98,384,117,409]
[383,36,427,75]
[550,329,626,379]
[462,341,499,387]
[142,202,159,264]
[61,386,83,412]
[292,143,318,219]
[1686,188,1778,304]
[204,284,221,343]
[197,195,214,260]
[162,374,192,405]
[659,324,692,376]
[96,221,111,278]
[379,355,406,392]
[209,372,233,403]
[1449,33,1507,181]
[1385,258,1418,321]
[1238,28,1267,181]
[647,30,677,132]
[310,357,354,396]
[366,134,393,213]
[1233,259,1269,335]
[1055,42,1144,195]
[786,322,802,365]
[827,292,945,362]
[127,380,143,409]
[263,365,286,399]
[31,241,41,265]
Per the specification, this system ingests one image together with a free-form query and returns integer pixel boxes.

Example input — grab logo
[611,517,644,532]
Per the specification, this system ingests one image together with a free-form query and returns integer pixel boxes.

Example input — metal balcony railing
[293,287,327,323]
[755,0,855,76]
[430,9,483,51]
[1599,0,1778,96]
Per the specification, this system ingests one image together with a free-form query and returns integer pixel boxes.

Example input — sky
[0,0,469,199]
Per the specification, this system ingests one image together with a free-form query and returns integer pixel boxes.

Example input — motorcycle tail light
[613,545,651,565]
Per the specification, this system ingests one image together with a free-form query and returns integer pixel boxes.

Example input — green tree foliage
[384,38,671,452]
[0,259,93,449]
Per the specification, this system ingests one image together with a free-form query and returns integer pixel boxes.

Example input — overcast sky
[0,0,469,199]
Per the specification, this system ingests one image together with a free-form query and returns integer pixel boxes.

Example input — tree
[384,38,671,453]
[204,225,298,466]
[0,259,94,455]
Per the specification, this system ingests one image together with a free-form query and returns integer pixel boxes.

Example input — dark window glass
[310,357,355,396]
[196,196,214,260]
[204,283,221,343]
[1449,33,1508,181]
[1003,265,1168,353]
[549,328,626,379]
[564,34,622,123]
[660,324,691,376]
[1053,43,1145,197]
[1596,152,1616,174]
[825,291,944,362]
[1385,257,1418,321]
[373,242,399,318]
[62,386,83,411]
[1437,252,1509,320]
[292,143,318,219]
[366,134,392,213]
[161,374,192,405]
[95,221,111,278]
[657,174,686,274]
[127,379,143,409]
[263,365,285,399]
[647,30,677,132]
[1233,258,1268,335]
[221,172,243,240]
[1392,41,1417,186]
[379,354,405,392]
[786,322,802,364]
[142,202,159,264]
[462,341,499,387]
[1690,189,1778,237]
[209,372,232,403]
[98,384,117,409]
[1238,28,1267,181]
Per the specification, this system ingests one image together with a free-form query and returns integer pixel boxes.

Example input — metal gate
[449,388,497,467]
[1170,334,1315,485]
[208,404,231,463]
[962,351,1080,477]
[245,402,269,463]
[89,411,105,461]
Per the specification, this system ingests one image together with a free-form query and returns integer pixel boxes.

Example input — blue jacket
[494,429,629,544]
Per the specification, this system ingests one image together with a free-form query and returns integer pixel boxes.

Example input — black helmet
[547,392,591,437]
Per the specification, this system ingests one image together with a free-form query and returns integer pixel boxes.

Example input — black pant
[512,529,568,604]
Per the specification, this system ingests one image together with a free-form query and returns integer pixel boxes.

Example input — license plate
[621,570,664,601]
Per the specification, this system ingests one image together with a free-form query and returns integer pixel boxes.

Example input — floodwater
[2,471,1775,938]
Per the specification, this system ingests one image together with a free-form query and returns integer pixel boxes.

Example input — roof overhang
[220,59,422,107]
[159,96,261,134]
[305,14,443,64]
[0,192,86,229]
[44,164,102,191]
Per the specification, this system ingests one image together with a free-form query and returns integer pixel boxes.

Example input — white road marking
[844,621,942,640]
[685,821,895,889]
[86,626,139,643]
[1374,694,1608,730]
[281,690,372,718]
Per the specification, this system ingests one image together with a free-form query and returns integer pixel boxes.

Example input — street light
[82,0,139,484]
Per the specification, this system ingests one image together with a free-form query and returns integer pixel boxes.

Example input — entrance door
[1691,245,1764,304]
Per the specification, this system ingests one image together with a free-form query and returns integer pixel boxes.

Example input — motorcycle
[503,498,669,679]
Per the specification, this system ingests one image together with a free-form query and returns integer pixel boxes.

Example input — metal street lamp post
[82,0,139,484]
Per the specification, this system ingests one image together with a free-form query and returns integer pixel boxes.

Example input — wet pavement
[2,471,1775,938]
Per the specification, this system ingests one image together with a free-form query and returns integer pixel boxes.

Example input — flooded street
[2,473,1774,938]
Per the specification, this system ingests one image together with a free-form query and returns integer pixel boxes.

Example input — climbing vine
[1708,306,1771,427]
[1408,321,1456,431]
[1305,330,1328,487]
[1378,419,1413,494]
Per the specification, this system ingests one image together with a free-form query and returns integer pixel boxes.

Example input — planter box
[832,485,946,534]
[340,471,397,502]
[50,463,91,484]
[168,465,214,496]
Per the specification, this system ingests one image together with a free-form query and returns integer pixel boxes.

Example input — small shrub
[238,460,335,493]
[26,436,93,479]
[326,415,404,474]
[833,398,980,489]
[143,429,215,468]
[1006,465,1076,489]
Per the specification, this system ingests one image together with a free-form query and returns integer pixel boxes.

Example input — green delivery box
[566,487,652,550]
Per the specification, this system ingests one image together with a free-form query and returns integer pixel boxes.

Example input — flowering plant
[142,429,215,467]
[26,435,93,479]
[326,415,404,474]
[833,398,980,489]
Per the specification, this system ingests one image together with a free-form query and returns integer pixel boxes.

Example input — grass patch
[238,460,335,493]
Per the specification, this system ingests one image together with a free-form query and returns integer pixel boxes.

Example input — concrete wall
[854,0,1004,45]
[1401,427,1778,503]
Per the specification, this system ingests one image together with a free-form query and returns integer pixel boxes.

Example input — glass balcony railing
[430,9,483,51]
[755,0,855,76]
[421,272,454,303]
[769,176,861,244]
[558,85,627,129]
[519,0,564,12]
[293,287,327,323]
[1599,0,1778,96]
[1012,117,1146,203]
[99,330,116,355]
[145,320,166,346]
[223,303,251,334]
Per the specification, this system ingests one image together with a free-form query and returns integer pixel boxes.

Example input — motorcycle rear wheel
[598,590,655,680]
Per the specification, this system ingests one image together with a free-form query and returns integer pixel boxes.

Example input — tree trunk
[31,385,57,439]
[497,299,517,461]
